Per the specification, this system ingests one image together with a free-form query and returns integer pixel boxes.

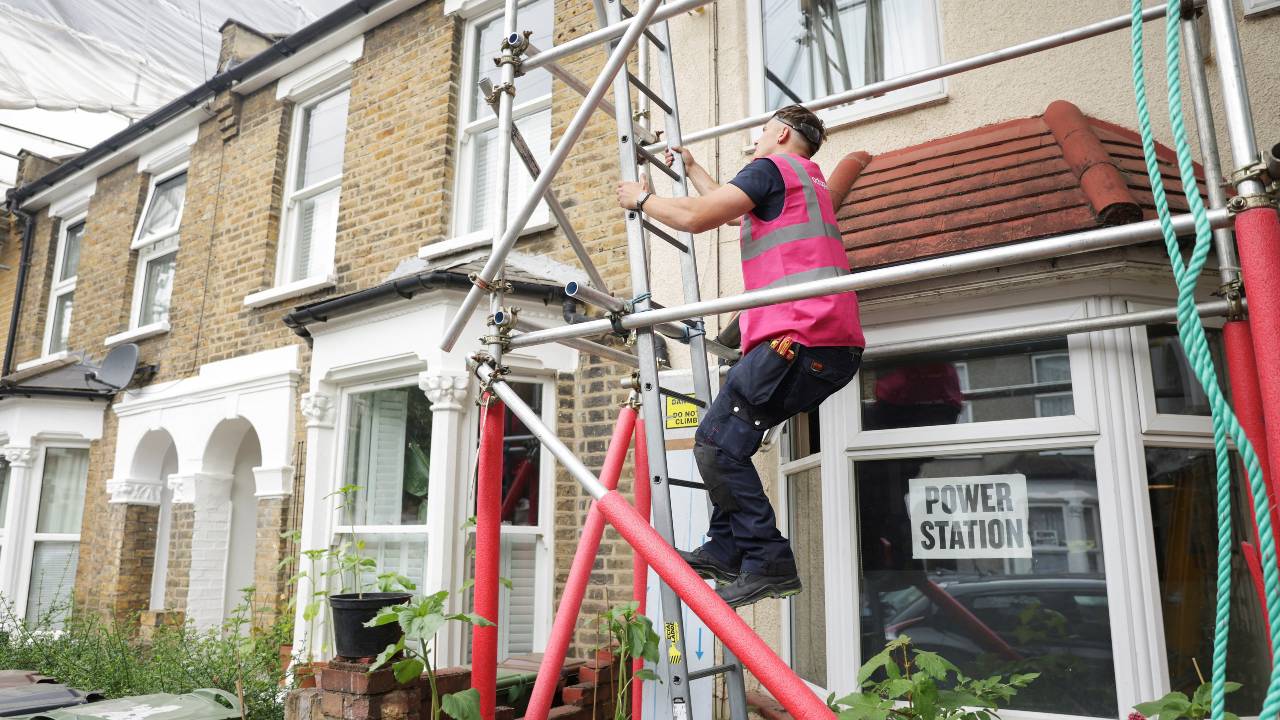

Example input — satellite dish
[85,343,139,391]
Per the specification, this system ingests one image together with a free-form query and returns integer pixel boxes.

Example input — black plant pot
[329,592,412,659]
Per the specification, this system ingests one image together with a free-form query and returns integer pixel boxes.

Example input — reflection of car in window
[873,575,1116,716]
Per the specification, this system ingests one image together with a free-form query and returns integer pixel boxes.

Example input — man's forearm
[684,163,720,196]
[640,195,705,233]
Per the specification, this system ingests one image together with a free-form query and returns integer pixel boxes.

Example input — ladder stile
[646,12,751,719]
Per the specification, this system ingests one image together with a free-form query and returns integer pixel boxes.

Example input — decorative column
[105,477,165,505]
[0,447,35,601]
[292,390,336,660]
[186,472,234,629]
[419,370,471,666]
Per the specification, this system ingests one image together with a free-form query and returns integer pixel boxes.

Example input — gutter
[3,0,390,208]
[0,386,109,401]
[2,207,35,376]
[283,271,563,343]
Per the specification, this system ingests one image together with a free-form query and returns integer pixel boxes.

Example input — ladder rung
[658,386,705,408]
[667,477,706,491]
[627,72,674,115]
[616,3,667,51]
[638,145,682,182]
[641,219,688,253]
[688,662,741,681]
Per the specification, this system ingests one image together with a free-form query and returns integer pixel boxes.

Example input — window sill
[105,321,170,347]
[419,221,557,260]
[243,276,336,309]
[13,352,72,374]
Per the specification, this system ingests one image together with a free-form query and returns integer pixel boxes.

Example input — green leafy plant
[1133,680,1243,720]
[596,602,661,720]
[366,589,493,720]
[329,484,376,596]
[0,592,290,720]
[830,636,1038,720]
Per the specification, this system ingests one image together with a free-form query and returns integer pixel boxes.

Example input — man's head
[753,105,826,159]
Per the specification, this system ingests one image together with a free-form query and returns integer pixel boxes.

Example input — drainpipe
[2,204,35,378]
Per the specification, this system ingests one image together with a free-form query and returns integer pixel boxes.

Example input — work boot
[676,548,740,585]
[715,571,803,608]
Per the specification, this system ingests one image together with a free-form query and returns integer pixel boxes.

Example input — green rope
[1130,2,1280,718]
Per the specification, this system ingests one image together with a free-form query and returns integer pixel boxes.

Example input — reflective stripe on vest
[759,264,848,290]
[740,154,842,263]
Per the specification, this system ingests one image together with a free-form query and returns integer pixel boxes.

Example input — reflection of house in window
[1023,498,1102,574]
[1032,352,1073,417]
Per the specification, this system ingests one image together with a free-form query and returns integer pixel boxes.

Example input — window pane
[855,449,1116,716]
[466,108,552,236]
[299,90,351,188]
[1146,324,1226,416]
[861,337,1073,430]
[60,221,84,281]
[462,533,539,660]
[333,533,427,594]
[342,387,433,526]
[36,447,89,534]
[139,173,187,238]
[787,465,825,684]
[1147,447,1266,714]
[48,292,73,354]
[291,186,341,282]
[140,248,177,326]
[26,541,78,627]
[470,0,554,120]
[477,381,542,527]
[782,408,820,463]
[761,0,936,110]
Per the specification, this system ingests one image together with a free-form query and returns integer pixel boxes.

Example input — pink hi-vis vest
[738,153,864,355]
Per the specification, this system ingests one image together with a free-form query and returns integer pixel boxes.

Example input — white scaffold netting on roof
[0,0,346,118]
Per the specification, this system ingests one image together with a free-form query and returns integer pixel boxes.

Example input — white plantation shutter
[500,534,537,656]
[26,541,79,626]
[366,390,408,525]
[368,534,427,590]
[465,107,552,235]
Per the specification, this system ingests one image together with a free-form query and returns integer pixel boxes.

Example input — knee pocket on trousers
[694,443,740,512]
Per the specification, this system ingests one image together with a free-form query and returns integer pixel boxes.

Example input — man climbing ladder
[617,104,864,606]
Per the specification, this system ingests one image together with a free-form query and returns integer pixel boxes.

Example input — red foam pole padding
[473,398,504,718]
[1225,319,1279,553]
[596,491,835,719]
[524,406,638,720]
[631,420,652,720]
[1235,208,1280,520]
[1243,541,1273,661]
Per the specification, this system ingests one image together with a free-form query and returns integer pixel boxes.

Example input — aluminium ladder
[594,2,751,717]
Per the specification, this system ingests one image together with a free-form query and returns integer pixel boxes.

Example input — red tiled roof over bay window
[830,100,1201,269]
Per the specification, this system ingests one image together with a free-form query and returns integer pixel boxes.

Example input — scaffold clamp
[496,30,532,76]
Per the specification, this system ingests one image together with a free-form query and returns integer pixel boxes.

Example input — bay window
[448,0,553,251]
[128,170,186,333]
[25,447,88,628]
[750,0,943,127]
[279,87,350,288]
[44,218,83,355]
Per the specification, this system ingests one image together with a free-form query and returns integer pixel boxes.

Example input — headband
[773,113,822,150]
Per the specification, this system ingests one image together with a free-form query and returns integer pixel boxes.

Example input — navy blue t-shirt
[727,159,785,221]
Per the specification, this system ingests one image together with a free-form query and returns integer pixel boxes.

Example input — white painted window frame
[1128,300,1225,437]
[274,84,351,291]
[123,165,188,339]
[785,294,1214,719]
[1243,0,1280,16]
[458,373,556,660]
[14,441,90,624]
[743,0,946,140]
[434,0,553,258]
[323,372,554,661]
[42,215,85,357]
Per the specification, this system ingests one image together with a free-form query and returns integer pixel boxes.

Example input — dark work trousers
[694,341,862,576]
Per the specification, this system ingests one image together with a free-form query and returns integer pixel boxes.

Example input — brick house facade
[0,0,643,663]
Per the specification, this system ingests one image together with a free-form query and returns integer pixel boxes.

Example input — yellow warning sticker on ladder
[665,396,699,429]
[665,621,682,664]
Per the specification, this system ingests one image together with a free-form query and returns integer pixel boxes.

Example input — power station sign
[908,474,1032,559]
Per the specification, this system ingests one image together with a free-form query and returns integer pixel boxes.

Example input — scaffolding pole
[508,208,1233,349]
